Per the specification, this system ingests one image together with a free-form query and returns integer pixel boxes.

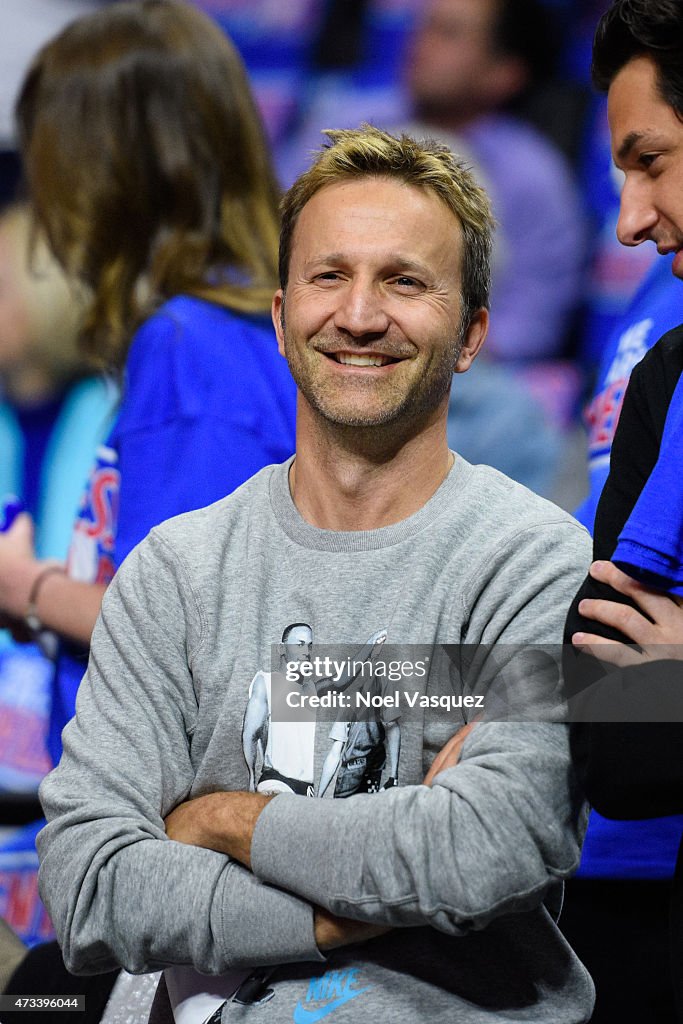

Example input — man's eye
[393,276,420,289]
[639,153,659,170]
[316,272,341,282]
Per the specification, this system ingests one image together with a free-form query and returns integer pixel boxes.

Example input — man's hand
[573,560,683,668]
[165,790,272,868]
[166,793,392,951]
[313,907,388,951]
[422,720,477,786]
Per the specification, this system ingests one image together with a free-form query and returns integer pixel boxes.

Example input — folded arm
[37,534,324,975]
[168,722,583,935]
[568,560,683,819]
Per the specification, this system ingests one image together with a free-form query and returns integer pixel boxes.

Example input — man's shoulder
[449,461,592,589]
[478,114,566,164]
[459,460,587,540]
[636,323,683,376]
[145,461,283,563]
[470,114,577,198]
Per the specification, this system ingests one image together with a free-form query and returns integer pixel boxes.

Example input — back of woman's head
[16,0,281,369]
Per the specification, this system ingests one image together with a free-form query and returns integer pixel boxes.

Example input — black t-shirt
[565,325,683,820]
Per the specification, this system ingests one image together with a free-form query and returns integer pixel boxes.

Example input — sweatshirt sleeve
[37,531,322,975]
[250,519,590,934]
[251,723,584,934]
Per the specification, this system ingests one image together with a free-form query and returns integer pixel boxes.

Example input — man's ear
[272,289,286,357]
[455,308,489,374]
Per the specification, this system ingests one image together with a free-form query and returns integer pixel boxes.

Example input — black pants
[560,878,676,1023]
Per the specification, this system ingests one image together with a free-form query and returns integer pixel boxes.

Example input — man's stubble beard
[282,323,466,431]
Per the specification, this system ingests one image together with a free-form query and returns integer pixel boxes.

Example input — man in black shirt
[565,3,683,1019]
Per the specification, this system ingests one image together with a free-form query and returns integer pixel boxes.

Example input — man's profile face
[273,176,477,431]
[609,55,683,279]
[283,624,313,665]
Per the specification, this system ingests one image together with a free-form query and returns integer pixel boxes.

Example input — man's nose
[616,177,658,247]
[333,280,390,337]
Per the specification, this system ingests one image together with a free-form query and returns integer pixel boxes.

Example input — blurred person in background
[0,1,295,1014]
[0,0,295,760]
[0,202,115,962]
[406,0,586,367]
[0,203,112,571]
[283,0,586,369]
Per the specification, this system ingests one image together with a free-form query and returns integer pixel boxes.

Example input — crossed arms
[567,560,683,819]
[37,527,587,975]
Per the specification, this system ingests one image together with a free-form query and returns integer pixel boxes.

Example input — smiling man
[606,50,683,277]
[563,3,683,1020]
[37,127,593,1023]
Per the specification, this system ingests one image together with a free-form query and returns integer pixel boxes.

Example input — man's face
[609,55,683,279]
[273,176,486,432]
[284,624,313,665]
[407,0,509,120]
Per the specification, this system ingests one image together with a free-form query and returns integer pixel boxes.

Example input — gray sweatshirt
[38,456,594,1022]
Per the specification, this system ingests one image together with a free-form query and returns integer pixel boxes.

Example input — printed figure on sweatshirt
[242,622,388,796]
[319,660,402,798]
[320,717,402,797]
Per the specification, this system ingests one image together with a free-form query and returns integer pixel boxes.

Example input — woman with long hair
[0,0,296,762]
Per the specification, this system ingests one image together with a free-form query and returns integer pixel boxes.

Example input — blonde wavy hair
[279,125,494,330]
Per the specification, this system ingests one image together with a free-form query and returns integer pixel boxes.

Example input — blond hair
[279,125,494,327]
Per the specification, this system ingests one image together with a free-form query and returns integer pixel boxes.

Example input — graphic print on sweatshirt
[241,623,401,799]
[292,968,373,1024]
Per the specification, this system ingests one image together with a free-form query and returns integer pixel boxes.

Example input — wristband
[25,566,66,633]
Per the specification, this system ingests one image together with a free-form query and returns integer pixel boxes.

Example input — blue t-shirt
[577,254,681,532]
[575,255,683,879]
[49,296,297,762]
[13,396,66,521]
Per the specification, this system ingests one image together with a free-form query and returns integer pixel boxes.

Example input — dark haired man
[37,126,593,1023]
[564,1,683,1019]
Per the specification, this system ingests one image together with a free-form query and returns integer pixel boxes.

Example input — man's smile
[332,352,395,367]
[321,350,404,369]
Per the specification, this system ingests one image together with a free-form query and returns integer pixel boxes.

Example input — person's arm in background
[0,309,297,651]
[37,529,379,975]
[566,329,683,647]
[0,513,104,646]
[568,561,683,819]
